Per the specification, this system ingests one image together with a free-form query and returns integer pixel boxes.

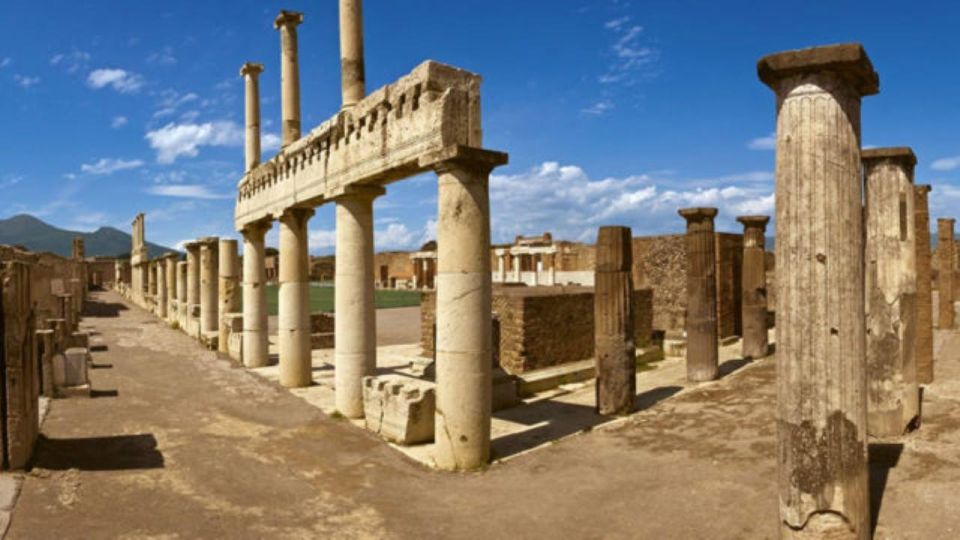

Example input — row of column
[495,252,557,285]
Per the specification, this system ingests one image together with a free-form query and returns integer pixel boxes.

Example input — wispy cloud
[599,17,659,86]
[146,184,233,200]
[582,99,614,116]
[153,90,198,118]
[50,50,91,74]
[111,116,128,128]
[80,157,145,175]
[747,132,776,151]
[0,57,10,69]
[145,121,244,163]
[87,68,144,93]
[931,156,960,171]
[147,46,177,66]
[13,74,40,88]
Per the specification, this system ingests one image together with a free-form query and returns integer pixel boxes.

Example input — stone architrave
[759,43,878,538]
[862,147,919,436]
[678,207,718,382]
[594,226,636,415]
[218,239,241,354]
[737,216,770,359]
[937,218,955,329]
[914,185,934,383]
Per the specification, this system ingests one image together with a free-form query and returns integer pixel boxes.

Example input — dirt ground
[8,290,960,539]
[267,306,421,346]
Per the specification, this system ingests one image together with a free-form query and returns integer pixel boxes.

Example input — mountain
[0,214,178,259]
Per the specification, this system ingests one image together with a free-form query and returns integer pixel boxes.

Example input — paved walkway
[8,290,960,538]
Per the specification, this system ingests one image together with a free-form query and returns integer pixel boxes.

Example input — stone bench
[363,376,435,445]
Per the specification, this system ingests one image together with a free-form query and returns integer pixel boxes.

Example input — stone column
[737,216,770,359]
[914,185,934,383]
[594,226,636,415]
[532,255,541,286]
[759,43,878,538]
[678,207,718,382]
[937,218,955,330]
[185,242,201,320]
[148,261,157,297]
[156,259,167,319]
[513,254,521,282]
[176,261,188,325]
[863,147,919,436]
[334,186,384,417]
[338,0,365,107]
[549,253,557,286]
[412,258,420,289]
[432,149,506,471]
[242,222,272,368]
[240,62,264,172]
[199,237,220,335]
[274,10,303,146]
[165,255,177,325]
[278,207,314,387]
[497,254,505,282]
[219,239,241,354]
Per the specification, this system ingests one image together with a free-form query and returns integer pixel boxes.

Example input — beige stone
[594,226,635,415]
[218,239,240,354]
[937,218,955,329]
[339,0,365,107]
[242,222,272,368]
[185,241,201,323]
[278,208,313,388]
[914,185,934,383]
[198,237,220,335]
[274,10,303,146]
[363,376,435,445]
[165,254,178,326]
[240,62,264,171]
[737,216,770,359]
[678,207,718,382]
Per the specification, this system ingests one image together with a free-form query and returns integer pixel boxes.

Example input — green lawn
[264,283,422,316]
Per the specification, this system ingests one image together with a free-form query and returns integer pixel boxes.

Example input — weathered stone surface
[56,347,90,389]
[1,259,40,469]
[863,147,919,436]
[363,376,435,445]
[218,239,240,354]
[737,216,770,359]
[914,185,934,383]
[594,226,635,415]
[198,237,219,334]
[759,42,875,538]
[241,222,272,368]
[937,218,955,329]
[278,208,313,388]
[678,207,718,382]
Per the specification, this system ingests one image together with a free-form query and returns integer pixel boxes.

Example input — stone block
[363,376,435,445]
[69,331,89,349]
[311,332,335,350]
[54,348,90,390]
[200,331,219,351]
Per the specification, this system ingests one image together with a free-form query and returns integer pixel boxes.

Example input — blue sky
[4,0,960,253]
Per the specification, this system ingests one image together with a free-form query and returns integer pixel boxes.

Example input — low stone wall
[421,285,653,375]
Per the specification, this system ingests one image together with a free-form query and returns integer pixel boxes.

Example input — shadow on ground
[869,442,904,534]
[83,299,128,318]
[31,433,164,471]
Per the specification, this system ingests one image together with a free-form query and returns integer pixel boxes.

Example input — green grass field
[264,283,422,316]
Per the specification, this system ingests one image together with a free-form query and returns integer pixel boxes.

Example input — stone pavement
[7,290,960,538]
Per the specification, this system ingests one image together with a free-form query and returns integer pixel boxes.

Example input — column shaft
[937,218,955,329]
[199,238,220,334]
[243,223,272,368]
[738,216,770,359]
[186,243,201,318]
[176,261,188,325]
[275,11,303,146]
[165,256,177,325]
[594,226,636,415]
[156,261,167,319]
[914,186,934,383]
[338,0,365,107]
[219,239,241,354]
[679,207,719,382]
[241,63,264,171]
[278,208,314,387]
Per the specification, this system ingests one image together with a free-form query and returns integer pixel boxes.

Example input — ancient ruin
[914,184,934,383]
[937,218,955,329]
[737,215,770,359]
[678,207,719,382]
[594,226,636,415]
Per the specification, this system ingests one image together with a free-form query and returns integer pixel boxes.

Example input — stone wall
[373,251,413,285]
[421,285,653,374]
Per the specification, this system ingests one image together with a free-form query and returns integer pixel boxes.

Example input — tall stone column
[513,254,521,282]
[594,226,636,415]
[176,261,188,325]
[278,207,314,387]
[914,185,934,383]
[185,242,201,320]
[549,253,557,286]
[334,187,384,417]
[737,216,770,359]
[165,255,177,325]
[219,239,241,354]
[863,147,919,436]
[338,0,365,107]
[937,218,955,329]
[148,261,157,297]
[274,10,303,146]
[432,149,506,471]
[497,254,505,282]
[156,260,167,319]
[679,207,719,382]
[240,62,264,171]
[759,43,878,538]
[198,237,220,335]
[243,221,272,368]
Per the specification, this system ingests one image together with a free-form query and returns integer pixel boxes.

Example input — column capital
[420,145,509,175]
[328,184,385,202]
[862,146,917,172]
[279,206,315,226]
[241,219,273,237]
[197,236,220,248]
[274,10,304,29]
[736,215,770,229]
[758,43,879,97]
[678,207,718,222]
[915,184,932,194]
[184,241,200,253]
[240,62,264,78]
[938,217,956,225]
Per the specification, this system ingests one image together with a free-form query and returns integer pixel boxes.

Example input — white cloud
[0,57,10,69]
[13,74,40,88]
[50,50,91,74]
[153,91,198,118]
[87,68,144,93]
[147,46,177,66]
[145,121,244,163]
[747,132,776,150]
[262,132,282,152]
[931,156,960,171]
[73,212,107,225]
[309,229,337,250]
[582,100,614,116]
[375,223,416,249]
[79,157,144,176]
[111,116,128,128]
[600,22,658,85]
[604,16,631,30]
[146,184,232,200]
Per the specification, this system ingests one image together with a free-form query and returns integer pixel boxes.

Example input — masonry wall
[373,251,413,285]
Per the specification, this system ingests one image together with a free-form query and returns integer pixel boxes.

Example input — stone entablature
[235,61,483,229]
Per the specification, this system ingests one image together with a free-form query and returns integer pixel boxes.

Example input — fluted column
[334,186,384,417]
[937,218,955,329]
[594,226,635,415]
[198,237,220,335]
[914,185,934,383]
[165,254,177,325]
[759,43,878,539]
[279,207,314,387]
[240,62,264,171]
[737,216,770,359]
[243,221,272,368]
[679,207,718,382]
[219,239,241,354]
[274,10,303,146]
[185,242,201,322]
[863,147,919,436]
[338,0,365,107]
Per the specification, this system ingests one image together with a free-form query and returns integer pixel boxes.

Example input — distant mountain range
[0,214,177,259]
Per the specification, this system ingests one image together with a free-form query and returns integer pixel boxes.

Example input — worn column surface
[148,261,157,297]
[679,207,719,382]
[937,218,955,330]
[594,226,636,415]
[156,259,167,319]
[737,216,770,359]
[218,239,241,354]
[242,222,272,368]
[279,207,314,387]
[914,185,934,383]
[274,10,303,146]
[165,254,177,325]
[433,150,506,471]
[334,187,383,418]
[240,62,264,171]
[338,0,365,107]
[863,147,920,436]
[185,242,201,319]
[759,43,877,539]
[176,261,188,325]
[199,237,220,334]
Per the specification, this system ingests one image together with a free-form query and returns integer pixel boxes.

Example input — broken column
[431,148,507,471]
[242,221,272,368]
[1,259,39,470]
[279,208,314,387]
[339,0,365,107]
[335,186,384,417]
[759,43,877,538]
[594,226,636,415]
[862,147,919,436]
[219,239,241,354]
[737,215,770,359]
[678,207,718,382]
[240,62,264,171]
[937,218,955,329]
[274,10,303,146]
[198,237,220,336]
[914,184,934,383]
